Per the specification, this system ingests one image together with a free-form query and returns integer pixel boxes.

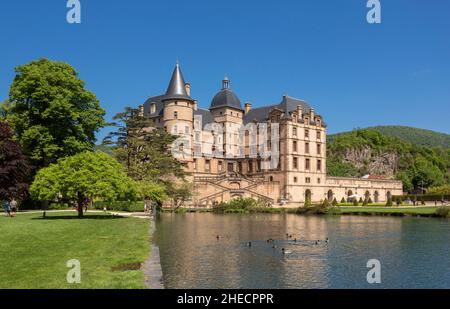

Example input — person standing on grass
[3,200,10,217]
[10,199,18,217]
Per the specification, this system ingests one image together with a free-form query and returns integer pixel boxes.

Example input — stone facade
[141,64,403,207]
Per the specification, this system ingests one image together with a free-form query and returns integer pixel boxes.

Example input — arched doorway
[327,190,334,201]
[305,190,312,202]
[374,191,379,203]
[347,190,353,197]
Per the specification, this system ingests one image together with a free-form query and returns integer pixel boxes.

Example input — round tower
[162,63,194,160]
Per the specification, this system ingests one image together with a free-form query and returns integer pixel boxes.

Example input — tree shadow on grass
[32,214,125,220]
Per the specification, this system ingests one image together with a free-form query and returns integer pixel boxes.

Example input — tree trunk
[77,192,84,218]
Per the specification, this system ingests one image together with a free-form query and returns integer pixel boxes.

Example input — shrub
[353,199,359,206]
[304,197,312,207]
[340,197,346,203]
[359,197,364,204]
[332,198,338,206]
[93,201,144,212]
[322,199,330,207]
[48,203,69,210]
[362,198,368,206]
[435,206,450,218]
[386,198,393,207]
[367,197,373,204]
[396,197,401,206]
[213,197,269,213]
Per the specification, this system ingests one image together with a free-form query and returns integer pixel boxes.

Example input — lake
[155,213,450,288]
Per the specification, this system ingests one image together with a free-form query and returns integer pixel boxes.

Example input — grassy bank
[336,206,441,217]
[0,212,150,288]
[164,205,449,218]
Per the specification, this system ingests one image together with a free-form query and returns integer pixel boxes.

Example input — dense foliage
[369,126,450,148]
[0,121,31,200]
[5,58,105,169]
[327,129,449,193]
[30,151,138,217]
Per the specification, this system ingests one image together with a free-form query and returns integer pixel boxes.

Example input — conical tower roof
[163,63,193,101]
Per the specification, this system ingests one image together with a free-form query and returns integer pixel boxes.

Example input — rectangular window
[317,159,322,171]
[305,177,311,184]
[248,161,253,173]
[305,129,309,138]
[317,143,321,155]
[305,142,310,154]
[294,177,298,183]
[193,159,197,171]
[305,158,310,170]
[317,130,321,140]
[293,140,298,152]
[218,161,223,172]
[195,132,201,141]
[293,127,297,136]
[293,157,298,169]
[205,160,210,172]
[317,178,321,184]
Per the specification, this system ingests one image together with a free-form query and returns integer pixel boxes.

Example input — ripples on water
[154,213,450,289]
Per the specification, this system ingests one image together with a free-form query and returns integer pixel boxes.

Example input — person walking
[3,200,10,217]
[10,199,18,217]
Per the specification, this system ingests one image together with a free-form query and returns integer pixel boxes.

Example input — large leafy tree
[0,121,31,201]
[30,151,138,217]
[5,58,105,168]
[103,107,186,181]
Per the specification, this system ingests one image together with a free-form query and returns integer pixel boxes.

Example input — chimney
[185,82,191,96]
[193,100,198,111]
[297,105,302,119]
[310,108,315,120]
[244,102,252,114]
[138,105,144,117]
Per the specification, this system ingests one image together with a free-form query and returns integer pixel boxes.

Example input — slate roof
[143,94,319,126]
[243,95,311,123]
[163,63,194,102]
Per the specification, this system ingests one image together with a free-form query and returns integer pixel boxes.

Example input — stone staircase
[194,172,277,207]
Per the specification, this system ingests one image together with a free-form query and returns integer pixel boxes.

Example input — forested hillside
[329,126,450,148]
[327,129,450,193]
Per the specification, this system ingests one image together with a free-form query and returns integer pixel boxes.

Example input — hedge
[393,194,450,202]
[93,201,145,212]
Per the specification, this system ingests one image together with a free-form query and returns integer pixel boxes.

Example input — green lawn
[337,206,438,215]
[0,211,150,288]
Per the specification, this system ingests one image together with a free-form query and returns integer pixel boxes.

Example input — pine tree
[103,107,187,182]
[332,198,338,206]
[340,197,346,203]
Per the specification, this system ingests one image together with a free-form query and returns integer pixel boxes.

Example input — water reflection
[155,213,450,288]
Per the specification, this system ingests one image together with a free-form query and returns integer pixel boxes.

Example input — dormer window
[304,117,309,125]
[150,103,156,114]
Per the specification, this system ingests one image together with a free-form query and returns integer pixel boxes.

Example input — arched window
[327,190,334,202]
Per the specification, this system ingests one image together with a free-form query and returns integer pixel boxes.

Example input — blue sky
[1,0,449,141]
